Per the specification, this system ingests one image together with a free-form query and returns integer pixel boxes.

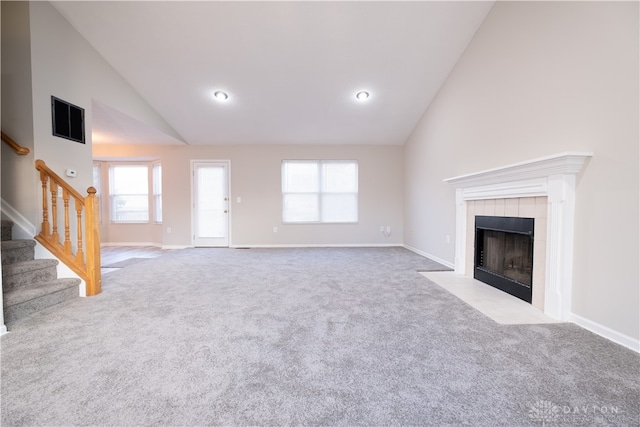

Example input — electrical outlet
[446,234,450,244]
[386,226,391,234]
[273,227,278,233]
[167,227,172,234]
[380,226,384,232]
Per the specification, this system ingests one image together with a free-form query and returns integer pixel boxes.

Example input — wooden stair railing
[34,159,102,296]
[1,131,30,155]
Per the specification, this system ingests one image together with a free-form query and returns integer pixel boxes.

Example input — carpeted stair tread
[1,239,36,251]
[1,239,36,265]
[3,259,59,276]
[2,259,60,292]
[3,278,80,307]
[3,278,80,326]
[1,220,80,326]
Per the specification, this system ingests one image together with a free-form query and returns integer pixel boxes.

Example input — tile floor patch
[420,271,560,325]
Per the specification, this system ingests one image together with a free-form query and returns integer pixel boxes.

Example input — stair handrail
[34,159,102,296]
[1,131,30,155]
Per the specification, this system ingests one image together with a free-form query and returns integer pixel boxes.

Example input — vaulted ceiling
[52,1,494,146]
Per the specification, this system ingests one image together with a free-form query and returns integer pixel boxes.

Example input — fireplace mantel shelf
[444,152,593,189]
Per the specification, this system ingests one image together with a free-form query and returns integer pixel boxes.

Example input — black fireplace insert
[474,215,534,303]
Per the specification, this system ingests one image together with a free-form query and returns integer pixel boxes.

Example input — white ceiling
[52,1,494,146]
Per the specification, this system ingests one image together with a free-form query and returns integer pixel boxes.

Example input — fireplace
[444,152,592,320]
[474,216,534,303]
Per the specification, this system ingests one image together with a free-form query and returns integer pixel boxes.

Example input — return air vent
[51,96,85,144]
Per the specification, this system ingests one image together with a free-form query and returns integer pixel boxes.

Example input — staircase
[1,219,80,328]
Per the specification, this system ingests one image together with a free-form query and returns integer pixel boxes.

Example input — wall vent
[52,96,85,144]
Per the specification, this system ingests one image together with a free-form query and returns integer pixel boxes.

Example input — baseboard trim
[101,242,162,248]
[403,245,455,269]
[0,324,7,336]
[568,312,639,353]
[229,243,404,249]
[1,198,36,238]
[161,245,192,250]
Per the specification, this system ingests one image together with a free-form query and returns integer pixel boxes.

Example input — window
[109,165,149,222]
[92,163,102,223]
[282,160,358,223]
[153,163,162,223]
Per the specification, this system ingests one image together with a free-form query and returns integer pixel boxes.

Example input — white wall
[4,1,404,251]
[1,1,36,222]
[28,2,182,205]
[94,143,404,248]
[1,1,183,232]
[404,2,639,341]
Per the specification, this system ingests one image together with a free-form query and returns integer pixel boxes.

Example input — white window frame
[92,163,102,224]
[153,162,162,223]
[282,160,358,224]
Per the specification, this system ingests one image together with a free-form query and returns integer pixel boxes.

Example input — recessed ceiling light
[356,91,370,101]
[213,91,229,101]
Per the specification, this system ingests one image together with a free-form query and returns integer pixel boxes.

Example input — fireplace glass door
[474,216,534,303]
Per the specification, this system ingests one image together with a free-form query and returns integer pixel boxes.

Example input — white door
[192,161,229,247]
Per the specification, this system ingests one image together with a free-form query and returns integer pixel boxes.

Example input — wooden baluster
[84,187,102,296]
[50,182,60,244]
[63,188,72,254]
[75,198,85,265]
[40,171,50,237]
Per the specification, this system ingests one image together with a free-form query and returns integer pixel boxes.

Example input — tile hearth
[421,271,558,325]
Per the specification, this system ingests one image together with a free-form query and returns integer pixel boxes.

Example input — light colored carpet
[1,247,638,426]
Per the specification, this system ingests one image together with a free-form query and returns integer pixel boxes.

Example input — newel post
[84,187,102,296]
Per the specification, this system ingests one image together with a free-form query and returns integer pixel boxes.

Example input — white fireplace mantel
[444,152,592,321]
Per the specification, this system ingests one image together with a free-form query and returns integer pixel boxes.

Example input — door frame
[190,159,232,247]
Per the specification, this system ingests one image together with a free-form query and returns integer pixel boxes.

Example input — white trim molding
[1,197,36,239]
[101,242,163,248]
[443,152,593,189]
[230,243,404,249]
[404,245,455,270]
[444,152,592,322]
[569,313,640,353]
